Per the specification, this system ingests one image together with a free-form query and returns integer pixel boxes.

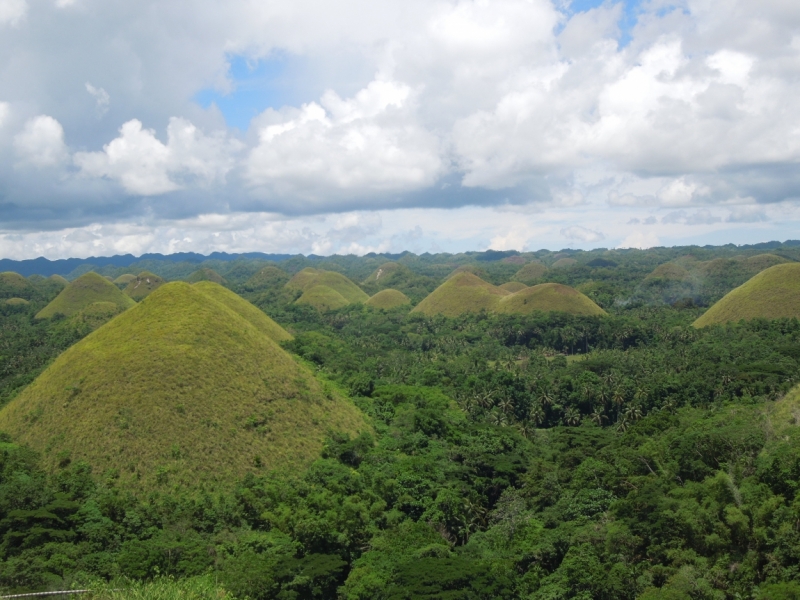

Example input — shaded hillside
[496,283,606,316]
[499,282,527,293]
[36,272,135,319]
[124,271,166,300]
[113,274,136,286]
[694,263,800,327]
[186,268,227,285]
[243,266,290,292]
[0,282,367,491]
[513,263,548,284]
[365,289,411,309]
[411,272,509,317]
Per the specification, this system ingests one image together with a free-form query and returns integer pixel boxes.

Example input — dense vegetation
[2,243,800,598]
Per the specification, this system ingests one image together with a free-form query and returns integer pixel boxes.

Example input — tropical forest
[1,242,800,599]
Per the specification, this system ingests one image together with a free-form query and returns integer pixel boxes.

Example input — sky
[1,0,800,259]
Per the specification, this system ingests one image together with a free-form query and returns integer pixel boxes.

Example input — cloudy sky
[1,0,800,259]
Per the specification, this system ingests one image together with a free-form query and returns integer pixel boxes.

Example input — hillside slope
[0,282,367,491]
[497,283,606,316]
[36,272,136,319]
[286,268,368,304]
[124,271,166,300]
[366,289,411,309]
[412,272,509,317]
[694,263,800,327]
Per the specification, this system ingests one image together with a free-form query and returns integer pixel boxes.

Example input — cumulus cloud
[74,117,239,195]
[246,79,445,202]
[561,225,604,243]
[0,0,26,26]
[14,115,69,167]
[618,231,660,250]
[0,101,8,127]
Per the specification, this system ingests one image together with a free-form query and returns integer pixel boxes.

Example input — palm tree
[539,388,554,407]
[564,407,581,426]
[612,388,626,413]
[615,416,629,433]
[590,407,607,426]
[624,405,643,423]
[498,396,515,417]
[529,404,545,426]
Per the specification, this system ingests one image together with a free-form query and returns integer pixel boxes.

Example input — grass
[36,272,136,319]
[113,274,137,285]
[85,575,235,599]
[296,284,350,311]
[513,263,548,283]
[365,289,411,309]
[192,281,292,342]
[411,272,510,317]
[646,263,691,281]
[186,268,227,285]
[0,282,368,492]
[243,266,290,291]
[499,282,527,293]
[5,297,30,306]
[446,264,489,280]
[124,271,166,300]
[496,283,606,316]
[286,268,369,304]
[363,262,408,284]
[551,257,578,269]
[49,274,69,286]
[66,301,125,331]
[693,263,800,327]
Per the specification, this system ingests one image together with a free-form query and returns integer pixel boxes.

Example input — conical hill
[0,282,367,491]
[496,283,606,316]
[499,282,527,293]
[113,274,137,285]
[286,268,368,304]
[36,272,135,319]
[411,272,510,317]
[363,262,411,285]
[49,274,69,286]
[646,263,691,281]
[124,271,166,300]
[296,285,350,311]
[192,281,292,343]
[693,263,800,328]
[366,289,411,309]
[513,263,548,284]
[0,272,34,299]
[244,266,290,291]
[186,268,227,285]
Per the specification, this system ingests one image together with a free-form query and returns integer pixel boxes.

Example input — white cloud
[618,231,660,249]
[246,78,445,201]
[0,0,26,26]
[14,115,69,167]
[74,117,239,195]
[727,206,768,223]
[0,102,9,127]
[561,225,604,243]
[85,83,110,117]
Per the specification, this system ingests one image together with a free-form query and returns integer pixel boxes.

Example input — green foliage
[184,268,226,285]
[86,575,236,599]
[286,268,369,304]
[365,289,411,309]
[123,272,166,301]
[296,285,350,311]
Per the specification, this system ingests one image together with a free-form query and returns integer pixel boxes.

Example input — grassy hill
[446,265,489,280]
[496,283,606,316]
[192,281,292,342]
[286,268,368,304]
[646,263,691,281]
[0,272,33,300]
[296,285,350,311]
[49,274,69,286]
[499,282,527,293]
[363,262,409,285]
[124,271,166,300]
[36,272,136,319]
[243,266,291,292]
[113,274,136,286]
[186,268,227,285]
[0,282,367,491]
[365,289,411,309]
[693,263,800,327]
[66,301,126,331]
[411,272,509,317]
[551,257,578,269]
[4,298,30,306]
[513,263,548,284]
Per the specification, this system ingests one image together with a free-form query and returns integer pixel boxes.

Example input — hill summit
[0,282,366,491]
[693,263,800,327]
[36,272,135,319]
[287,268,369,309]
[124,271,166,300]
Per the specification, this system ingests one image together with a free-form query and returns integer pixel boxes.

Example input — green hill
[243,266,290,291]
[363,262,409,285]
[186,268,227,285]
[412,272,509,317]
[296,285,350,311]
[192,281,292,343]
[124,271,166,300]
[49,274,69,286]
[0,272,33,299]
[366,289,411,309]
[693,263,800,328]
[513,263,548,284]
[646,263,691,281]
[4,297,30,306]
[286,268,368,304]
[551,257,578,269]
[446,264,489,280]
[742,253,789,273]
[36,272,136,319]
[0,282,367,491]
[496,283,606,316]
[113,274,137,285]
[66,301,126,331]
[499,282,527,293]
